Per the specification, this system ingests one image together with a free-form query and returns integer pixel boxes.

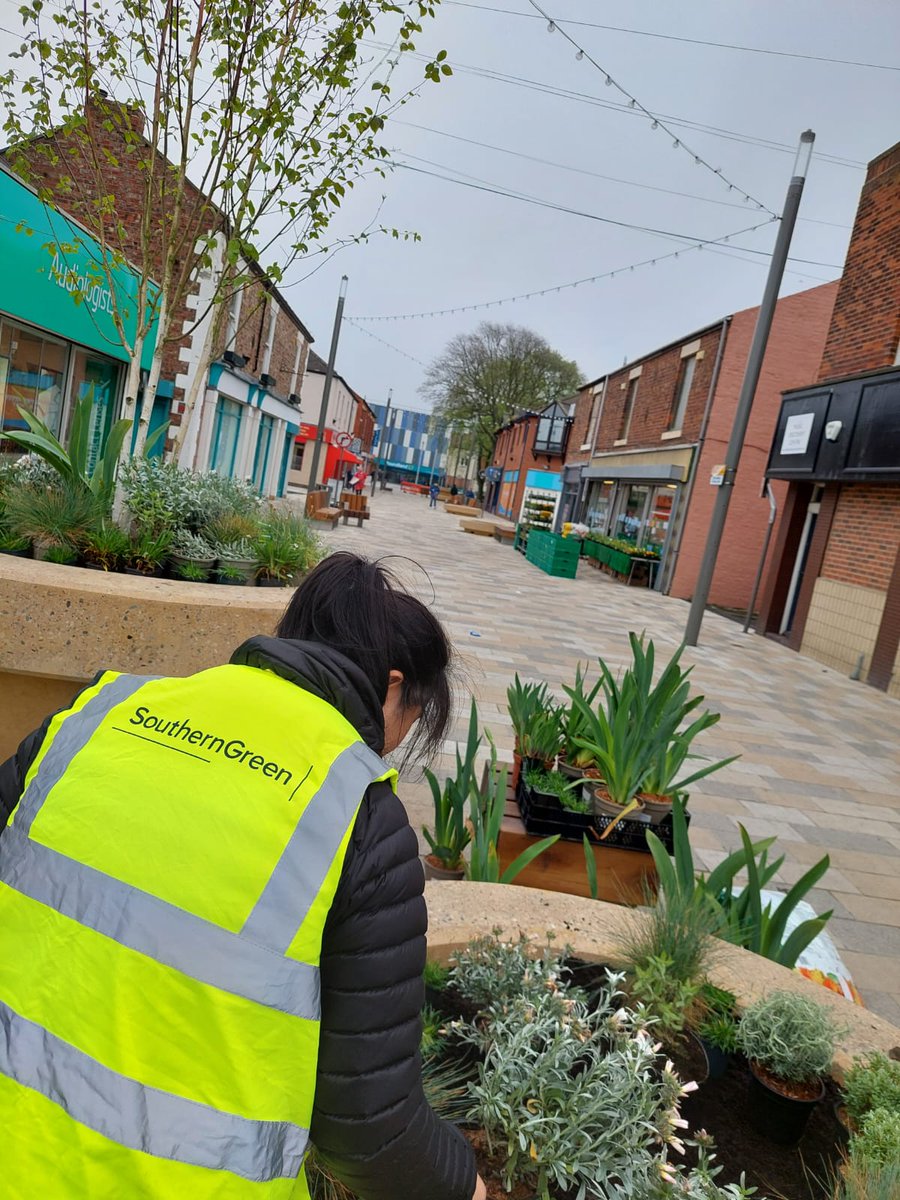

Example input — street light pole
[378,388,393,489]
[307,275,348,492]
[684,130,815,647]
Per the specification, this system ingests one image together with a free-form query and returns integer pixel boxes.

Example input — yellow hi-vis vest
[0,663,397,1199]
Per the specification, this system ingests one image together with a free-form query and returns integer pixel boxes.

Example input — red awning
[324,442,362,479]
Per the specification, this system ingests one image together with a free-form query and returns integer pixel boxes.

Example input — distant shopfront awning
[325,442,361,478]
[582,463,687,484]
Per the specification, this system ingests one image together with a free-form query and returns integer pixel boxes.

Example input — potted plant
[253,511,321,587]
[520,765,592,838]
[466,732,559,884]
[169,530,217,579]
[506,675,551,787]
[0,529,31,556]
[215,563,248,586]
[422,699,480,880]
[559,663,602,780]
[82,519,130,571]
[639,725,738,822]
[841,1053,900,1134]
[521,705,563,772]
[124,529,172,577]
[737,989,840,1146]
[3,481,96,560]
[42,543,79,565]
[214,537,257,584]
[175,561,210,583]
[692,983,738,1080]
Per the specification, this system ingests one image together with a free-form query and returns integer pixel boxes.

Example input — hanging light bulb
[672,138,680,149]
[694,156,701,165]
[651,119,658,130]
[547,20,555,32]
[604,74,612,86]
[628,98,637,108]
[576,49,584,60]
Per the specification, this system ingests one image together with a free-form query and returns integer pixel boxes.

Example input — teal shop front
[0,165,159,456]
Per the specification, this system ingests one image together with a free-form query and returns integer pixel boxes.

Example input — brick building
[561,280,838,611]
[487,401,574,522]
[290,351,373,488]
[758,140,900,697]
[3,97,313,497]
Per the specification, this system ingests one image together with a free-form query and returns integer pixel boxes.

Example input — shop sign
[781,411,815,455]
[0,166,156,367]
[709,464,726,486]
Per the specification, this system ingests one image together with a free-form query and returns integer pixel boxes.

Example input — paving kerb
[308,488,900,1023]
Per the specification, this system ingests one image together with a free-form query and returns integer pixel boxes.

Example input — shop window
[646,486,676,551]
[614,484,650,543]
[618,377,639,441]
[210,396,242,476]
[65,351,120,474]
[252,413,275,493]
[0,321,68,445]
[668,355,696,432]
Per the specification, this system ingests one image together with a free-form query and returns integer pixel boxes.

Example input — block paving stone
[301,489,900,1024]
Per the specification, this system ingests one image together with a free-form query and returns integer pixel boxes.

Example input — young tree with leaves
[421,322,582,489]
[1,0,451,509]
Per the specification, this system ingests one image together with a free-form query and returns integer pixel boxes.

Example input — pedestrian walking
[0,553,485,1200]
[429,482,439,508]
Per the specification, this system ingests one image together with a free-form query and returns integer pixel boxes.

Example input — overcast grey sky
[284,0,900,413]
[1,0,897,419]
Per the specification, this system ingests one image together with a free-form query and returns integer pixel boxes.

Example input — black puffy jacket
[0,636,476,1200]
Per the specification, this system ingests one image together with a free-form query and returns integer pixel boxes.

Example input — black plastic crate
[517,778,594,842]
[590,808,689,854]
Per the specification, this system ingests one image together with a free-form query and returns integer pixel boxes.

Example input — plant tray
[590,808,690,854]
[517,779,594,842]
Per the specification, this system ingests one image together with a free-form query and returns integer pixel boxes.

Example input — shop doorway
[779,485,823,636]
[72,356,118,474]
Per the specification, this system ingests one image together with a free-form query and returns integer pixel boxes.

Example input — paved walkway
[309,489,900,1024]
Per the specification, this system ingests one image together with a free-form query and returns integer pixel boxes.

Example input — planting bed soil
[672,1049,845,1200]
[431,962,847,1200]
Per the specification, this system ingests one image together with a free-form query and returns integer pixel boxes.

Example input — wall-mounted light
[825,420,843,442]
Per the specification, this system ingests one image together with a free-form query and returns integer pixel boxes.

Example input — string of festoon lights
[349,217,777,323]
[526,0,778,218]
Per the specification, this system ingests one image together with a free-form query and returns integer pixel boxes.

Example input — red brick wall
[491,417,534,518]
[12,99,309,420]
[353,401,375,454]
[821,485,900,592]
[595,326,724,451]
[819,142,900,381]
[670,281,838,610]
[566,385,598,463]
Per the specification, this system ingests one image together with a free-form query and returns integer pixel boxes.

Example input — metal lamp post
[307,275,348,492]
[684,131,816,646]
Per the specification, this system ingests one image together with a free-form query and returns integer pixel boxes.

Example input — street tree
[0,0,451,509]
[421,323,582,486]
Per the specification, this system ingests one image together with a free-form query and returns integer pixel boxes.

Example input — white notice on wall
[781,412,815,456]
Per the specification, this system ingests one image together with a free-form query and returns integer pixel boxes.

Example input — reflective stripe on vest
[0,667,397,1191]
[0,999,308,1182]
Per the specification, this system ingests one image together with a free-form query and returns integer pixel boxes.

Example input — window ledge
[579,443,592,451]
[613,438,628,447]
[660,430,683,441]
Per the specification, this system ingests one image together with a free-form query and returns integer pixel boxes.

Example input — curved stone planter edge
[425,880,900,1079]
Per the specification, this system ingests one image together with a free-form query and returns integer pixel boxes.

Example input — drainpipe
[658,316,731,593]
[743,482,778,632]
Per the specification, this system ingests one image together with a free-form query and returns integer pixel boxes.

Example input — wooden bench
[340,492,371,527]
[445,502,483,517]
[493,526,516,546]
[305,490,342,530]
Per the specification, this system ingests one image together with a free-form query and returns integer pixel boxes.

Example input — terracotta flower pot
[637,793,674,822]
[591,785,627,819]
[422,855,465,882]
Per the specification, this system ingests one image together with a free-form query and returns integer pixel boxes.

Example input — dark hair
[276,552,453,763]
